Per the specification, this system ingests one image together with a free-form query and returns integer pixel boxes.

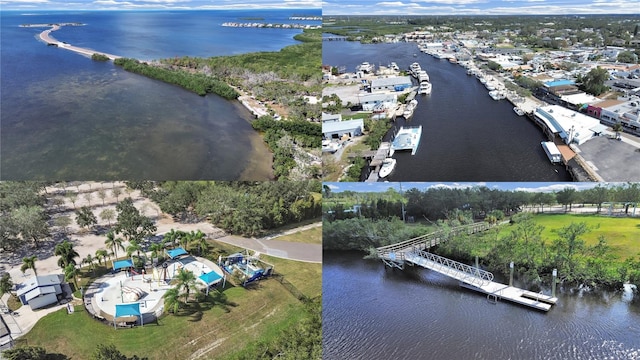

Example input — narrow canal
[322,251,640,359]
[323,41,572,181]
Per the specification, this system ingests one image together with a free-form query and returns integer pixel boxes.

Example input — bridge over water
[376,222,558,311]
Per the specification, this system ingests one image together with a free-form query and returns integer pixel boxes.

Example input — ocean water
[0,9,320,180]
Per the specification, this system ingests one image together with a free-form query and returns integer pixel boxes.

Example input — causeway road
[38,24,121,60]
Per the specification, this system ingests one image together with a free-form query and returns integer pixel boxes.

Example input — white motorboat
[419,81,432,95]
[390,62,400,71]
[378,158,396,178]
[513,107,525,116]
[418,70,430,83]
[409,62,421,77]
[403,99,418,118]
[357,62,375,73]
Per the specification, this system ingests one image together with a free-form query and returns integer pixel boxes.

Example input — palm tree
[163,288,181,314]
[174,268,197,304]
[191,230,207,255]
[54,240,79,270]
[104,231,124,260]
[64,264,79,290]
[99,208,116,227]
[95,249,108,267]
[162,229,182,249]
[20,256,38,276]
[149,243,164,260]
[83,254,95,275]
[126,240,142,259]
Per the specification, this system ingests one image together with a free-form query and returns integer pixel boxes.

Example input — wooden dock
[365,142,391,182]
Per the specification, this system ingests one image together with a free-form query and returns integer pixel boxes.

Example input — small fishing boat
[378,158,396,178]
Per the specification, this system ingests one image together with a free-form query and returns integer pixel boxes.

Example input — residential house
[16,274,64,310]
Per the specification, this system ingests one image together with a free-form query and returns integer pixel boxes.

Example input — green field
[19,239,321,359]
[273,226,322,245]
[513,214,640,261]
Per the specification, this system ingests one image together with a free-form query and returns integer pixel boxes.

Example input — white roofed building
[533,105,605,145]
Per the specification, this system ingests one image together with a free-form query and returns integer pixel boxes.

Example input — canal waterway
[323,41,572,181]
[323,251,640,359]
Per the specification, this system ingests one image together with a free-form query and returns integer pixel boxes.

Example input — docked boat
[378,158,396,178]
[403,99,418,118]
[357,62,375,73]
[390,125,422,156]
[513,107,525,116]
[541,141,562,163]
[489,90,505,101]
[417,70,430,83]
[390,62,399,71]
[409,62,421,77]
[419,81,432,95]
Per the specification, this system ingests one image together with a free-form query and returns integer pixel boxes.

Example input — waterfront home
[370,76,412,92]
[322,118,364,140]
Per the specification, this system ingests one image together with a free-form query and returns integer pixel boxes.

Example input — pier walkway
[376,222,558,311]
[37,24,121,60]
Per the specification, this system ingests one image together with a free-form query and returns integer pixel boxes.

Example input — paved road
[214,223,322,263]
[39,25,121,60]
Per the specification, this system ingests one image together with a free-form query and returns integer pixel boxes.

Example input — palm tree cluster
[162,267,198,314]
[162,229,208,255]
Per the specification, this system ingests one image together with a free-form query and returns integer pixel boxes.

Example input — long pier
[376,222,558,311]
[34,24,121,60]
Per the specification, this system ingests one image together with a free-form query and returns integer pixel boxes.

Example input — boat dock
[365,142,391,182]
[376,223,559,312]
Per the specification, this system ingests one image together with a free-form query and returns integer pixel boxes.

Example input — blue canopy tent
[166,247,188,259]
[114,302,142,328]
[198,271,225,295]
[113,259,134,271]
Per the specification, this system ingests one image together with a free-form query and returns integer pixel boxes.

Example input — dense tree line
[113,58,239,99]
[129,181,322,237]
[0,182,49,251]
[251,116,321,178]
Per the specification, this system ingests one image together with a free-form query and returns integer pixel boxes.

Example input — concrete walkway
[214,223,322,263]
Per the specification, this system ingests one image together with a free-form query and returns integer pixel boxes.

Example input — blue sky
[323,0,638,16]
[324,182,612,193]
[0,0,320,11]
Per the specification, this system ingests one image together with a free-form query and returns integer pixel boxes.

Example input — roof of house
[322,119,365,134]
[371,76,412,88]
[16,275,62,298]
[24,285,57,302]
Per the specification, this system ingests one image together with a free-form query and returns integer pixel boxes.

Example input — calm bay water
[323,251,640,360]
[1,10,320,180]
[323,41,572,181]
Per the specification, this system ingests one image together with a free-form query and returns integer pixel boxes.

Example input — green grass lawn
[274,226,322,245]
[20,239,322,359]
[502,214,640,261]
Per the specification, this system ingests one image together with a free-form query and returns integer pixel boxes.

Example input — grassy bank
[521,214,640,261]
